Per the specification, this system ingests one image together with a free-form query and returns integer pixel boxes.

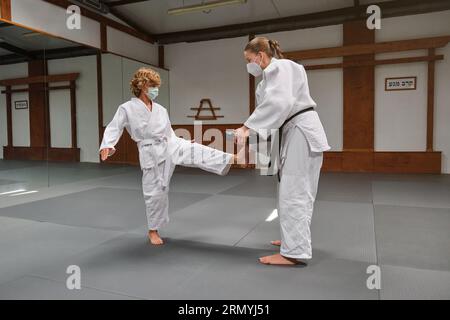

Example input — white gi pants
[142,141,232,230]
[278,122,323,260]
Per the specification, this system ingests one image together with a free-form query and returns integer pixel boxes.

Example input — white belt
[138,137,170,188]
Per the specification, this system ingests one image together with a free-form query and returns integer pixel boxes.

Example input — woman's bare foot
[270,240,281,246]
[258,253,305,266]
[148,230,164,245]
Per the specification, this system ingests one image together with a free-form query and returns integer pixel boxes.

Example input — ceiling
[0,23,79,55]
[0,22,98,64]
[103,0,392,35]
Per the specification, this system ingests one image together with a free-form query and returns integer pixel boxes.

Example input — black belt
[276,107,315,182]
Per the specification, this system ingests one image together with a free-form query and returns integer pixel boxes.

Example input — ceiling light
[168,0,247,16]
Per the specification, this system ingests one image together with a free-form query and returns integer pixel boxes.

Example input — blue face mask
[147,87,159,100]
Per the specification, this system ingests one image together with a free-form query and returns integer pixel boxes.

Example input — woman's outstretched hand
[234,126,250,145]
[100,148,113,161]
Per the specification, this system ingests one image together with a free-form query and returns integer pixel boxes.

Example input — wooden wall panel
[0,0,11,20]
[343,20,375,153]
[342,151,374,172]
[3,146,80,162]
[373,152,441,174]
[28,60,49,148]
[322,151,441,174]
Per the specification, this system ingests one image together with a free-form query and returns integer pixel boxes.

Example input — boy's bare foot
[148,230,164,245]
[258,253,305,266]
[270,240,281,246]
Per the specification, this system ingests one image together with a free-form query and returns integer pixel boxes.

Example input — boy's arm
[99,106,127,160]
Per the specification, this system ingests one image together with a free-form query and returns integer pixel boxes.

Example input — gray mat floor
[0,160,449,300]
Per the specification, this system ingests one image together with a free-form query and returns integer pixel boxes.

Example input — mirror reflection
[0,22,170,195]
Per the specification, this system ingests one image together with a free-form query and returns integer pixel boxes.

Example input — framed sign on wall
[385,76,417,91]
[14,100,29,110]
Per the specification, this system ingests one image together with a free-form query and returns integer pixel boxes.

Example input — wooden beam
[1,85,73,94]
[427,48,436,151]
[343,20,375,155]
[3,146,80,162]
[248,34,256,115]
[304,54,445,70]
[70,80,77,148]
[5,85,12,146]
[28,60,49,148]
[0,42,35,59]
[285,36,450,61]
[108,0,150,7]
[0,46,99,66]
[0,0,11,20]
[97,53,104,149]
[100,23,107,52]
[158,45,165,69]
[0,73,79,86]
[41,0,154,43]
[322,151,441,174]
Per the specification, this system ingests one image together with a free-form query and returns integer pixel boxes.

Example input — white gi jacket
[244,58,330,153]
[99,97,187,187]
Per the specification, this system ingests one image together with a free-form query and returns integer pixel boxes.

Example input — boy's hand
[100,148,113,161]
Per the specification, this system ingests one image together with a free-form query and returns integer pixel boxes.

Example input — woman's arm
[244,64,296,140]
[99,105,128,160]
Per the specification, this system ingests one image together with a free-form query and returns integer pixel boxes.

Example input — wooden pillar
[5,85,12,146]
[70,80,77,148]
[248,34,256,114]
[28,60,49,148]
[100,23,108,52]
[342,20,375,171]
[426,48,435,151]
[158,45,165,69]
[0,0,11,20]
[97,52,104,148]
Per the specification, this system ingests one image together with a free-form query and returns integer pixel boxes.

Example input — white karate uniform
[245,58,330,259]
[100,97,233,230]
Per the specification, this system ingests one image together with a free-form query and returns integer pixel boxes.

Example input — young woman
[235,37,330,266]
[99,67,235,245]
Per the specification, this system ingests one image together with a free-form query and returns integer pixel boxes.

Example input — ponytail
[268,39,284,59]
[245,37,284,59]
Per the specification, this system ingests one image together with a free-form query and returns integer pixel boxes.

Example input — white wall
[0,62,29,158]
[47,55,99,163]
[165,36,250,125]
[374,50,428,152]
[101,53,170,126]
[106,27,159,66]
[375,10,450,173]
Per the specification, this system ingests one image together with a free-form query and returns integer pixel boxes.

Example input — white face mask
[246,54,263,77]
[147,87,159,100]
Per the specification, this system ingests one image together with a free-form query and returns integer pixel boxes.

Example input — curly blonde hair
[130,67,161,97]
